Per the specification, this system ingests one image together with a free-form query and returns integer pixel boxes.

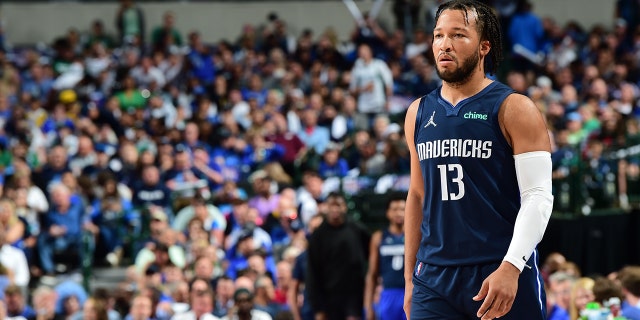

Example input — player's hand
[473,262,519,320]
[404,280,413,319]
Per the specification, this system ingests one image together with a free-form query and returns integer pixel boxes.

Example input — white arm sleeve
[503,151,554,272]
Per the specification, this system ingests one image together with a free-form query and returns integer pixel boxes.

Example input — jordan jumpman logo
[424,111,437,128]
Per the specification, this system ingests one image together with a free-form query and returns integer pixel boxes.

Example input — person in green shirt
[85,20,116,50]
[115,75,147,113]
[115,0,145,47]
[151,11,183,54]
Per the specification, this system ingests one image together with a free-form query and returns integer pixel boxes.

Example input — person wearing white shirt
[349,44,393,117]
[0,228,29,288]
[172,278,221,320]
[130,56,166,89]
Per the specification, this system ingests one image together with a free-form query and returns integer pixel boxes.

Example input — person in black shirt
[307,192,370,320]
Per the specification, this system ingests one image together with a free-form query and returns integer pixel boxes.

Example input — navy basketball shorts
[410,257,546,319]
[377,288,407,320]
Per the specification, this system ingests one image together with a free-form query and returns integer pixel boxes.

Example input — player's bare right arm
[403,98,425,318]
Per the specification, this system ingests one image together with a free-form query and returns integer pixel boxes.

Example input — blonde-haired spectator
[0,198,25,247]
[569,277,595,320]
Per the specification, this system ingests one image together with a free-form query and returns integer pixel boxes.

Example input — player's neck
[441,72,493,106]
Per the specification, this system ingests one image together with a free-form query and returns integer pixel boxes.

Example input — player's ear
[479,40,491,58]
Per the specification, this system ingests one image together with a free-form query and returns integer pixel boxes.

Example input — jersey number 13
[437,164,465,201]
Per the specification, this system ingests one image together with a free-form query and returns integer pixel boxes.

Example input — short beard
[436,51,480,86]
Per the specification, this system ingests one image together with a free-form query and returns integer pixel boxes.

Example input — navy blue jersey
[414,81,521,266]
[379,229,405,289]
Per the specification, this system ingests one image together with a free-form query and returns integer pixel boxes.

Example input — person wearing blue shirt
[620,266,640,320]
[37,183,84,276]
[245,131,285,172]
[88,174,134,266]
[507,1,544,72]
[20,63,54,103]
[210,128,253,182]
[225,231,275,280]
[241,75,268,108]
[186,31,215,86]
[318,142,349,179]
[297,108,330,155]
[547,303,570,320]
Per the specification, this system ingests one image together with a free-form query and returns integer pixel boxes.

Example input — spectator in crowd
[272,260,292,308]
[85,179,124,261]
[213,276,235,318]
[619,266,640,320]
[171,278,219,320]
[31,286,60,320]
[131,165,173,216]
[295,171,325,226]
[210,128,252,183]
[542,252,568,284]
[307,192,370,320]
[549,272,577,318]
[54,281,88,319]
[546,282,570,320]
[37,183,84,279]
[0,197,26,248]
[252,274,282,318]
[508,0,545,73]
[134,207,187,274]
[173,194,226,247]
[221,288,271,320]
[33,145,71,193]
[78,297,109,320]
[349,43,393,126]
[115,0,145,48]
[592,276,624,308]
[247,170,279,226]
[123,295,153,320]
[225,231,275,281]
[568,277,595,320]
[4,285,34,319]
[296,107,330,157]
[85,20,116,50]
[151,11,183,54]
[317,142,349,179]
[130,57,166,90]
[185,32,215,87]
[263,113,306,176]
[264,193,304,257]
[62,295,82,320]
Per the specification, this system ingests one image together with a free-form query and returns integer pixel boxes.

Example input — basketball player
[364,193,407,320]
[403,1,553,319]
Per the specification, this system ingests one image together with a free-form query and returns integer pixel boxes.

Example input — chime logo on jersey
[463,111,488,120]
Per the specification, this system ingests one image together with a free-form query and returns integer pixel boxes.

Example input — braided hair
[434,0,503,75]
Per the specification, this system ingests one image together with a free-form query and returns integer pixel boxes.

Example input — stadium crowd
[0,0,639,319]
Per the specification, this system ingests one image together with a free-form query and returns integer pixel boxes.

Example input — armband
[503,151,554,272]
